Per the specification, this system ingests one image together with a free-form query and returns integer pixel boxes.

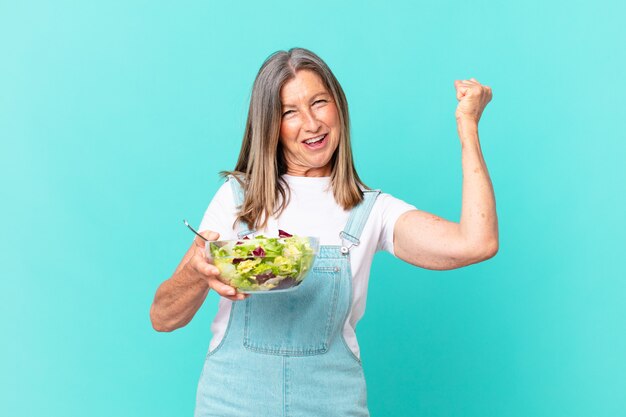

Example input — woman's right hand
[188,230,249,302]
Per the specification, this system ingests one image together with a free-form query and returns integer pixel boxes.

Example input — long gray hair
[223,47,366,230]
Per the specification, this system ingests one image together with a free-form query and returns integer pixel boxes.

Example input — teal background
[1,0,624,416]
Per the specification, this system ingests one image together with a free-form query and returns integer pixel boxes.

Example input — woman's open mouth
[302,133,327,150]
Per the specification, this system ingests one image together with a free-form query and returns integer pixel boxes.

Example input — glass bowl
[205,236,319,293]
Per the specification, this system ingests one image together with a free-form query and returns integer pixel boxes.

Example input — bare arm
[149,231,248,332]
[394,78,498,270]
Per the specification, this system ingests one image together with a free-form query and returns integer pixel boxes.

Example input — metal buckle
[340,234,359,255]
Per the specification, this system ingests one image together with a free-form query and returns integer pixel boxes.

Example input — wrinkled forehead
[280,70,331,105]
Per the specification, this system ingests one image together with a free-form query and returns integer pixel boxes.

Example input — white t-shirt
[198,174,416,359]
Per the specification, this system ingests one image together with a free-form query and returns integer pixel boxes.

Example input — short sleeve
[197,180,239,241]
[375,193,417,256]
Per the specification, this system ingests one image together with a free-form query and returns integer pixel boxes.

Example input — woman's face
[279,70,340,177]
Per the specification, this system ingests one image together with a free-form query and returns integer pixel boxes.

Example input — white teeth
[304,134,325,144]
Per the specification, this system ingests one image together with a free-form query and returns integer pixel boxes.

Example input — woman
[150,47,498,416]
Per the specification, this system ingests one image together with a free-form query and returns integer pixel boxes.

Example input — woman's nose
[302,109,322,132]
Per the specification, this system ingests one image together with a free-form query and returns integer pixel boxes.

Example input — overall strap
[339,189,381,252]
[228,175,256,238]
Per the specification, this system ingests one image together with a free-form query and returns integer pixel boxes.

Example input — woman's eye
[282,110,294,117]
[313,99,327,105]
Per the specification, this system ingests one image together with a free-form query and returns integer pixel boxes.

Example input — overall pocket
[243,266,341,356]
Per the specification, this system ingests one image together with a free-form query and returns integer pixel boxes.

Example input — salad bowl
[205,232,319,293]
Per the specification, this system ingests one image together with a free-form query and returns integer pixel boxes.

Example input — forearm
[457,119,499,255]
[150,263,210,332]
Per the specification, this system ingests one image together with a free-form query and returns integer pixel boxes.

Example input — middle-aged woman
[150,47,497,417]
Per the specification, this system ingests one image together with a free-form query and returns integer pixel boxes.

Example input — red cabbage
[255,271,276,284]
[252,246,266,257]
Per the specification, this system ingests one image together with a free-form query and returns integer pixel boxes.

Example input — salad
[207,230,317,292]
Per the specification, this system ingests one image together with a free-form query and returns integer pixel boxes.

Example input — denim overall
[194,180,381,417]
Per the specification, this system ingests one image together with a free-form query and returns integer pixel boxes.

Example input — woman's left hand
[454,78,492,124]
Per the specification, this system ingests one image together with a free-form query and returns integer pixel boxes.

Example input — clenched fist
[454,78,492,124]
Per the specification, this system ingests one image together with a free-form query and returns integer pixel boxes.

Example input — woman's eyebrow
[310,91,330,100]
